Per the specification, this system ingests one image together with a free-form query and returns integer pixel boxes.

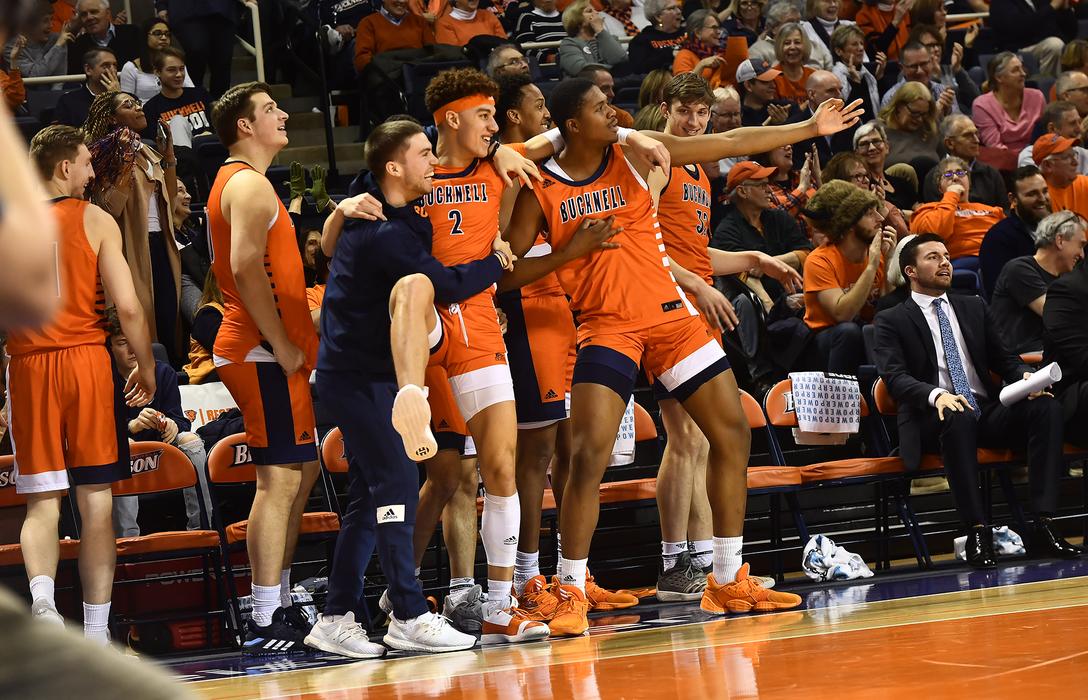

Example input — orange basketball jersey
[207,162,318,368]
[533,144,698,336]
[657,164,713,286]
[6,198,105,355]
[423,144,527,305]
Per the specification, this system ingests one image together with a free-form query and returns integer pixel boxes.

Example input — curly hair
[424,67,499,118]
[82,90,125,143]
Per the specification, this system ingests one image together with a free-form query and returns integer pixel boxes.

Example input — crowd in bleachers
[4,0,1088,648]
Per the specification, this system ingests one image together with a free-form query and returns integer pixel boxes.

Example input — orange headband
[433,94,495,125]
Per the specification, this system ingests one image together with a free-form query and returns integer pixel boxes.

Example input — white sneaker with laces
[30,598,64,627]
[304,612,387,659]
[384,611,477,653]
[378,588,392,616]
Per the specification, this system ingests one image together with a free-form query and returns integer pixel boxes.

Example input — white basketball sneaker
[384,611,477,653]
[391,384,438,461]
[304,612,386,659]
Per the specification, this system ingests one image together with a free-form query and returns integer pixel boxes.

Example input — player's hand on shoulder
[625,131,671,172]
[338,192,386,221]
[494,144,543,189]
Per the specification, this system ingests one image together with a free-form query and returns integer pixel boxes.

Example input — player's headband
[433,94,496,125]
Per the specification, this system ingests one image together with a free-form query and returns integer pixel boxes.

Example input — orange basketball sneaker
[585,573,639,611]
[548,578,591,637]
[700,563,803,614]
[518,576,560,621]
[480,600,551,645]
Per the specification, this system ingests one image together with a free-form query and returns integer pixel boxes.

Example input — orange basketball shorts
[216,361,317,465]
[574,315,730,404]
[6,344,129,494]
[497,290,576,428]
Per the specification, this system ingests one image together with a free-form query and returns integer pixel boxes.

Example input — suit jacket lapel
[903,296,936,361]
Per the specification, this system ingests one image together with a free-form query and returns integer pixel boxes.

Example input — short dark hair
[662,72,715,109]
[82,47,115,69]
[365,119,425,182]
[104,306,122,338]
[577,64,608,81]
[495,72,534,132]
[901,40,928,57]
[898,232,946,275]
[424,67,498,117]
[1012,164,1043,193]
[211,81,273,148]
[29,125,85,180]
[1041,99,1077,133]
[151,46,186,72]
[548,77,597,138]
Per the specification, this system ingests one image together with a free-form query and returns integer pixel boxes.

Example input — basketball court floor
[170,557,1088,699]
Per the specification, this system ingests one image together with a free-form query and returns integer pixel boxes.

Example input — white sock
[713,537,743,583]
[83,601,110,643]
[690,539,714,569]
[661,541,687,572]
[29,575,55,606]
[513,550,540,594]
[279,569,292,608]
[251,583,281,627]
[558,557,587,592]
[489,579,513,609]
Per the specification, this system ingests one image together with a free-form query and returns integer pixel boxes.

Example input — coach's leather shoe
[700,564,802,615]
[1028,519,1084,560]
[964,526,997,569]
[548,578,590,636]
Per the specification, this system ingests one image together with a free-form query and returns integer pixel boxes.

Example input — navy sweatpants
[316,370,429,622]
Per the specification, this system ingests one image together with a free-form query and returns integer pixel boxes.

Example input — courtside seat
[797,457,910,483]
[116,530,221,556]
[599,478,657,505]
[224,512,341,545]
[746,466,802,489]
[0,456,80,568]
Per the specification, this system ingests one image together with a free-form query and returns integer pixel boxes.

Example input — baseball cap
[726,161,778,192]
[1033,133,1077,163]
[735,58,781,84]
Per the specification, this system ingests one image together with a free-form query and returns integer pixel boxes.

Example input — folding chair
[0,456,81,575]
[111,441,234,646]
[204,433,340,635]
[764,379,930,569]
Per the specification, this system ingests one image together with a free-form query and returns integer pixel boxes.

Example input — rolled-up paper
[999,362,1061,407]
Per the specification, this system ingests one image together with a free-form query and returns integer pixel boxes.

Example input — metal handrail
[237,0,266,84]
[22,74,86,86]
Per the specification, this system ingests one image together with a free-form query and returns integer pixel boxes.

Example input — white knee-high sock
[713,537,743,583]
[480,491,520,567]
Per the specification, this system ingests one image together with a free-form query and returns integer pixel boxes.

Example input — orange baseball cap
[726,161,778,192]
[1033,133,1077,163]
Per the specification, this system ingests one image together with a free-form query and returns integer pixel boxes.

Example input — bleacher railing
[236,0,266,85]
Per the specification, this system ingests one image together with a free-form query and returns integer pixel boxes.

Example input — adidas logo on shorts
[504,535,518,545]
[544,390,559,400]
[495,353,505,362]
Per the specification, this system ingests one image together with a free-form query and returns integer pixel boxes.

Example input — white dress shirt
[910,291,989,406]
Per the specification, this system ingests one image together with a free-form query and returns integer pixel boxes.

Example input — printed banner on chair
[179,382,238,431]
[787,372,861,434]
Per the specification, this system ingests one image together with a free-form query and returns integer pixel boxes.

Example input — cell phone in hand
[157,121,169,144]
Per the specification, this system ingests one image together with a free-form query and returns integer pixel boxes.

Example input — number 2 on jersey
[448,209,464,236]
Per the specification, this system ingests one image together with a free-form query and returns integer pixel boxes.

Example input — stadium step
[286,126,359,148]
[273,142,367,167]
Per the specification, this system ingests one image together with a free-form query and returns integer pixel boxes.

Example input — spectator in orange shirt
[772,22,816,104]
[855,0,912,61]
[671,9,749,88]
[910,156,1005,261]
[1035,133,1088,223]
[354,0,435,73]
[434,0,506,45]
[802,180,897,372]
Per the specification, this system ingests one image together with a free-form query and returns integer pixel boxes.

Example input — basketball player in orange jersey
[207,83,322,654]
[649,73,802,601]
[9,125,155,642]
[503,78,862,634]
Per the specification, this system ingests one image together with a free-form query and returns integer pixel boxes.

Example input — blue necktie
[934,298,980,415]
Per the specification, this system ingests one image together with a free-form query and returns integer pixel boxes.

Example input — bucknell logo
[185,409,197,422]
[0,469,15,489]
[231,443,254,467]
[131,450,163,474]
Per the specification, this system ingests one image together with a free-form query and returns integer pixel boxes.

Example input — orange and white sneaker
[518,576,560,621]
[700,563,803,615]
[547,578,591,637]
[585,574,639,611]
[480,598,550,645]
